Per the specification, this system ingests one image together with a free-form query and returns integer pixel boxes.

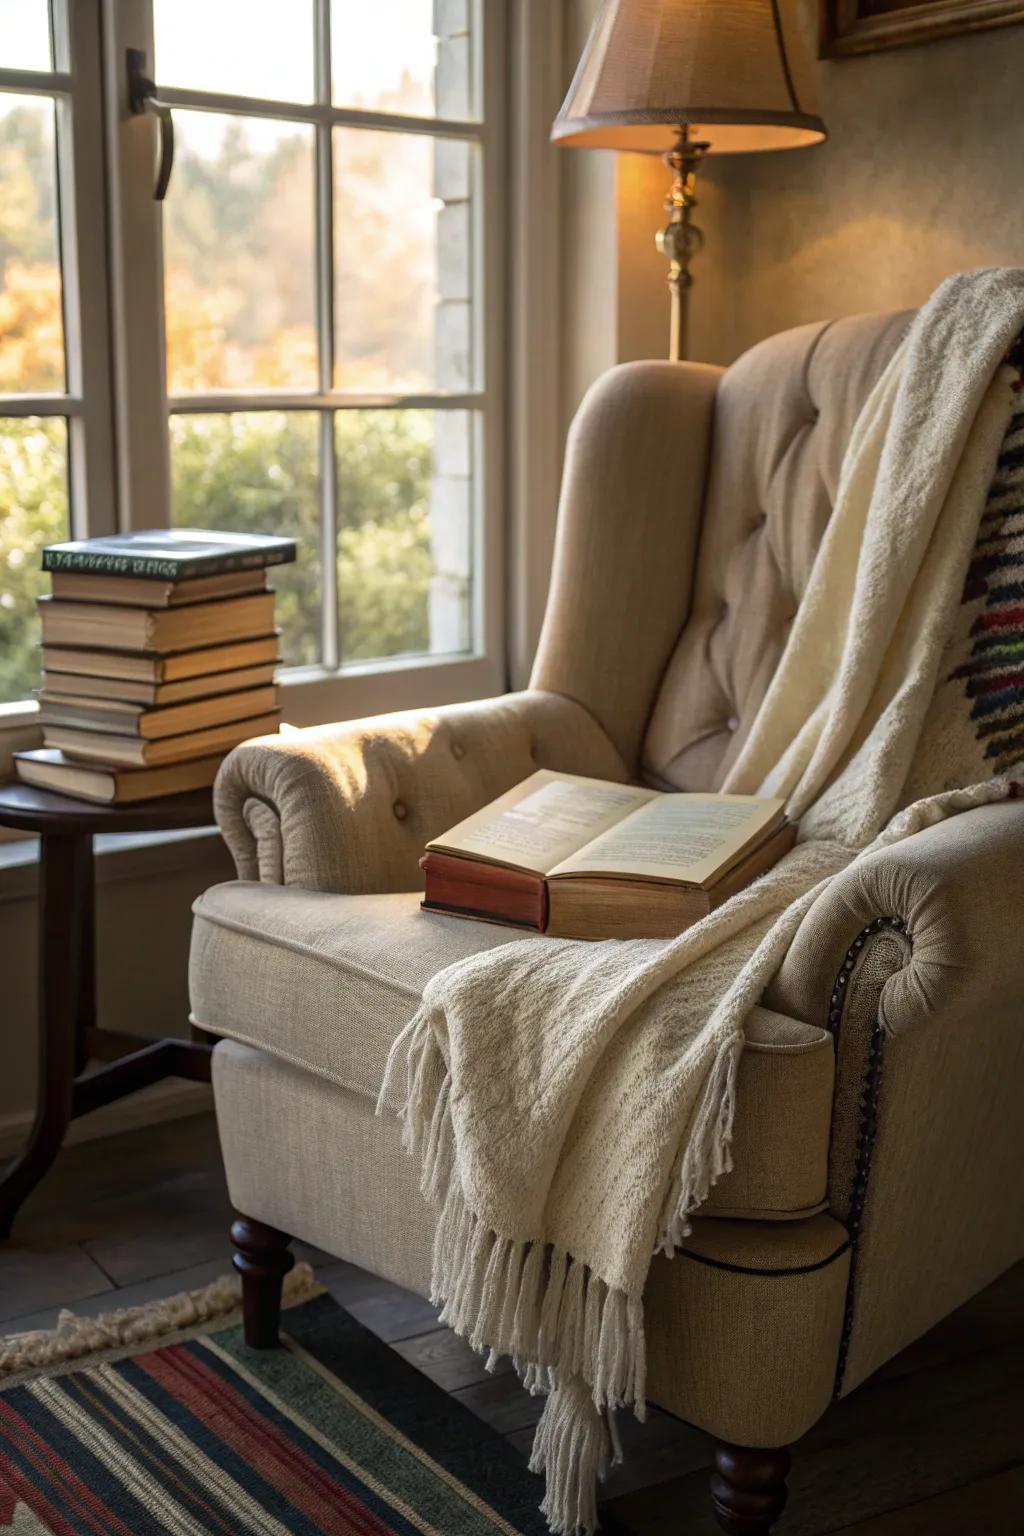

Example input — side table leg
[75,837,95,1075]
[0,833,88,1239]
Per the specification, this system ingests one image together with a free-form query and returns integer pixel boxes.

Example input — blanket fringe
[380,998,743,1536]
[659,1027,741,1254]
[530,1376,618,1536]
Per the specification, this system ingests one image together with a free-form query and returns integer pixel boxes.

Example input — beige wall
[622,1,1024,367]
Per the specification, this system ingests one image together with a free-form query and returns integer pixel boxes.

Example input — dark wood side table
[0,783,218,1237]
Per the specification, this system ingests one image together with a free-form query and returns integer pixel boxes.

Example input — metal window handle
[126,48,175,201]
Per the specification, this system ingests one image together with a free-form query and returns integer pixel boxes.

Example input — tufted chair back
[532,309,915,787]
[642,311,909,789]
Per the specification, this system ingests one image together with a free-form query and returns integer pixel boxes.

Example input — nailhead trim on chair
[825,915,910,1398]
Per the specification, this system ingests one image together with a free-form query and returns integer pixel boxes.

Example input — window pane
[331,0,475,120]
[164,114,317,394]
[0,416,67,704]
[334,132,474,392]
[0,1,52,71]
[337,409,472,664]
[0,94,64,392]
[169,413,320,666]
[154,0,314,102]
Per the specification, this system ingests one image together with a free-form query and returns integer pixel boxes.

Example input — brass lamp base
[656,125,709,362]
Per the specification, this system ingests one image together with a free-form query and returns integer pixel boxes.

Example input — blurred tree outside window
[0,84,69,704]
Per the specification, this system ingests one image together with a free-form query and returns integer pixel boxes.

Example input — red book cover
[420,851,548,931]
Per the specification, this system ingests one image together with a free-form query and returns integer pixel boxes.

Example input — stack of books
[14,529,295,805]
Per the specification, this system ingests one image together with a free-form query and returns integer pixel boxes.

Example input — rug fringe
[0,1262,319,1381]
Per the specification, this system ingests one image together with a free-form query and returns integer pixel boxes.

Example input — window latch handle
[126,48,175,201]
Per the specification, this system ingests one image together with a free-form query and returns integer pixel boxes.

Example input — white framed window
[1,0,507,732]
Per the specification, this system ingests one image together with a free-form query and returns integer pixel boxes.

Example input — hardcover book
[37,683,279,740]
[40,661,276,707]
[42,528,296,581]
[420,770,795,940]
[42,710,281,767]
[42,634,280,683]
[38,591,276,653]
[14,749,223,806]
[48,566,267,607]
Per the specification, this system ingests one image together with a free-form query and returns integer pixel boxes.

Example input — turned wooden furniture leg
[710,1442,791,1534]
[230,1214,294,1348]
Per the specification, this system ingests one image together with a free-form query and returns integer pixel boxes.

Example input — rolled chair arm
[764,799,1024,1393]
[213,688,629,893]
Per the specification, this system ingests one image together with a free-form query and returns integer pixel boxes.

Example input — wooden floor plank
[334,1278,441,1343]
[0,1255,230,1336]
[391,1324,515,1392]
[0,1242,113,1326]
[832,1465,1024,1533]
[452,1370,546,1436]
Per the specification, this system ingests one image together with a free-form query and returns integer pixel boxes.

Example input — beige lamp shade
[552,0,827,154]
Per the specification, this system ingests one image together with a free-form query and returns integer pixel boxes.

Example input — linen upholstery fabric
[213,1040,849,1447]
[643,311,910,791]
[215,690,629,894]
[191,882,835,1220]
[530,360,720,771]
[765,797,1024,1389]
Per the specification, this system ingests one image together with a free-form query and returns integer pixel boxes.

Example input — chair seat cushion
[190,881,835,1220]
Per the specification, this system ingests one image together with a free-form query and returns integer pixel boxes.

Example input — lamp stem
[656,125,709,361]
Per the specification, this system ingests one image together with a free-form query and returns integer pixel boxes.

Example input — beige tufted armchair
[189,311,1024,1534]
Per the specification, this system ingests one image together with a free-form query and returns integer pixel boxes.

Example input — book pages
[548,792,785,886]
[426,770,655,875]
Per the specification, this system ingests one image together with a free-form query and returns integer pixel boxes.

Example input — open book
[420,770,795,939]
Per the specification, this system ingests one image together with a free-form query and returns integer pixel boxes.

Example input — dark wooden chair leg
[230,1214,294,1348]
[710,1442,791,1534]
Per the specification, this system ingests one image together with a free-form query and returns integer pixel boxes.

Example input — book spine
[42,547,294,580]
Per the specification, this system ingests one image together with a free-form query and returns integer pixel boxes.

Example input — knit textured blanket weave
[379,270,1024,1536]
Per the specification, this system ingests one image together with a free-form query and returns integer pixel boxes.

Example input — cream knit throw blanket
[379,270,1024,1535]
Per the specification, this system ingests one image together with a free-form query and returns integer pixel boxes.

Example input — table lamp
[552,0,827,360]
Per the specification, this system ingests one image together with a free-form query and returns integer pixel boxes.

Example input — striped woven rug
[0,1279,571,1536]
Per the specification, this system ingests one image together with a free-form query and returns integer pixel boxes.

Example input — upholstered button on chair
[189,311,1024,1534]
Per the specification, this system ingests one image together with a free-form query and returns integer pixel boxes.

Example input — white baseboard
[0,1079,213,1160]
